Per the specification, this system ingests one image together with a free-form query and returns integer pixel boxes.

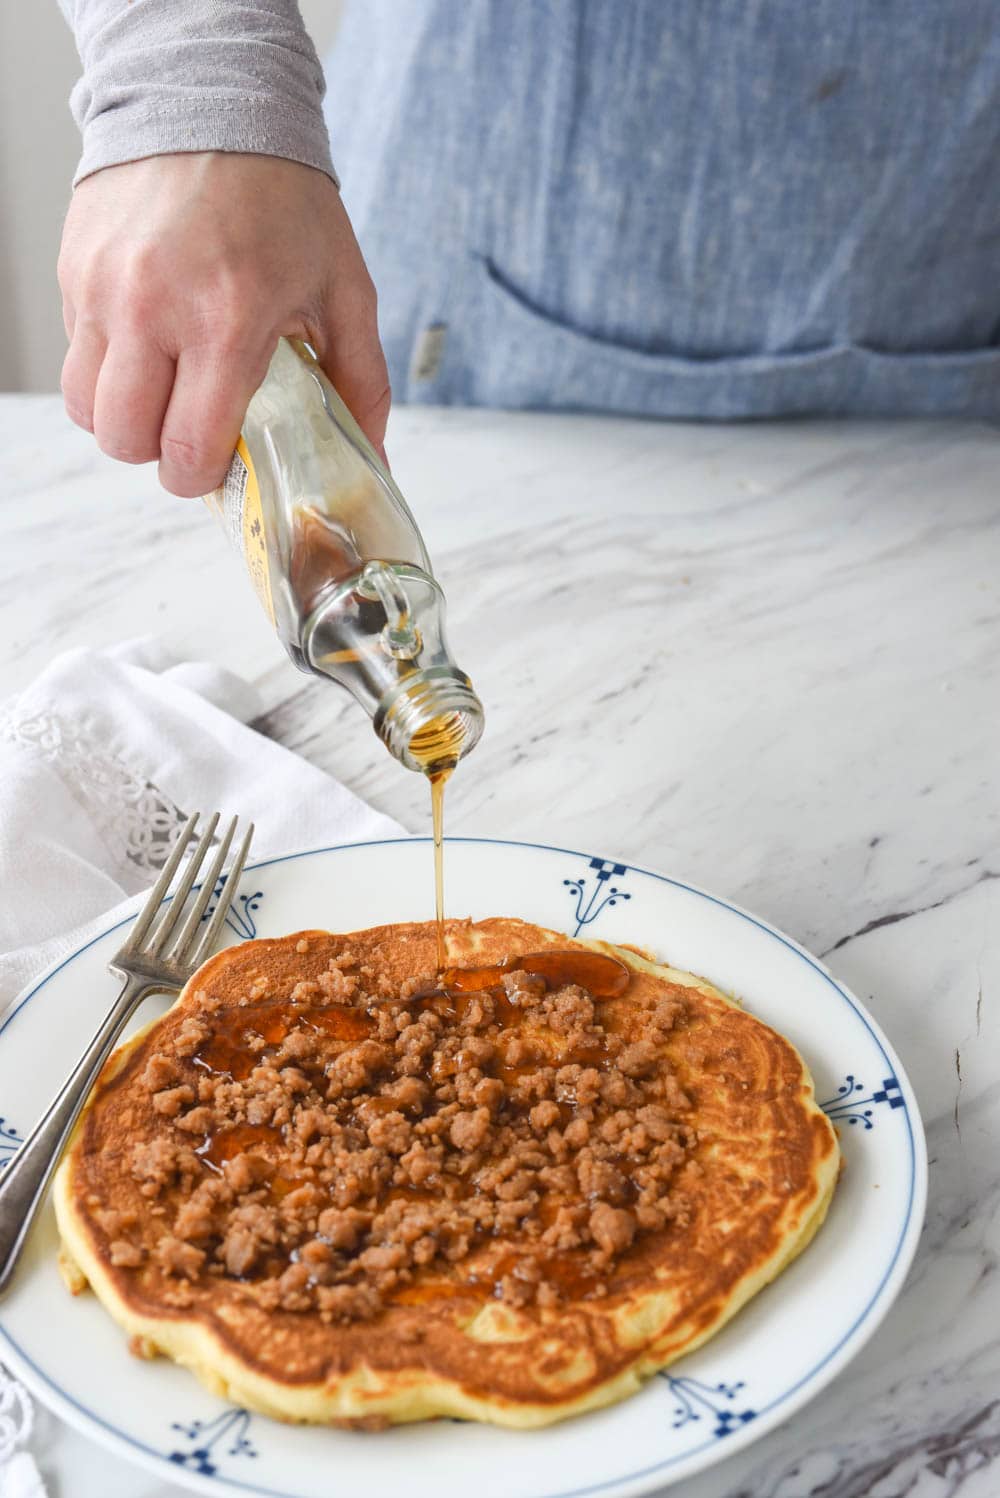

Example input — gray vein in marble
[822,869,1000,957]
[744,1399,1000,1498]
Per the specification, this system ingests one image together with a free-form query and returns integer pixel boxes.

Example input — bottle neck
[374,668,484,774]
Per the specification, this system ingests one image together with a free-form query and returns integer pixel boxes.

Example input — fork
[0,811,254,1297]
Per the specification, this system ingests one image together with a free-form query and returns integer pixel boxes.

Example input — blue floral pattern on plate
[660,1374,757,1438]
[0,1118,23,1170]
[168,1409,257,1475]
[819,1075,904,1129]
[563,857,632,934]
[201,881,265,941]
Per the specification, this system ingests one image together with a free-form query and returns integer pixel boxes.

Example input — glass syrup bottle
[205,337,483,963]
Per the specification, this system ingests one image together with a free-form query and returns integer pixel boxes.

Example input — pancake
[54,917,839,1429]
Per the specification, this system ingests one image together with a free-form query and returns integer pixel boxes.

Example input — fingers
[319,264,392,460]
[60,322,106,433]
[92,341,177,464]
[56,156,392,492]
[323,332,392,458]
[158,339,275,498]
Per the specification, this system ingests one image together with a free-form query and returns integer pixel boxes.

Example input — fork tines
[118,813,255,974]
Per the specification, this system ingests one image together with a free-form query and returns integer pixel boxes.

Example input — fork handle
[0,973,164,1298]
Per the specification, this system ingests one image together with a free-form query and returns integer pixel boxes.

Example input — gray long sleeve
[58,0,337,186]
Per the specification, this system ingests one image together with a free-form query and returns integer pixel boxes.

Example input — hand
[58,153,391,497]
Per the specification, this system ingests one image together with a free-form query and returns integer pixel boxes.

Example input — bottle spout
[376,667,484,775]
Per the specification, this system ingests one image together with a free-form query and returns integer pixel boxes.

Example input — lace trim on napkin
[0,709,188,878]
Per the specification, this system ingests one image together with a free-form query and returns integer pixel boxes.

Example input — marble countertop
[1,399,998,1497]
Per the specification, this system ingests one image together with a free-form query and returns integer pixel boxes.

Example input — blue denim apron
[324,1,1000,419]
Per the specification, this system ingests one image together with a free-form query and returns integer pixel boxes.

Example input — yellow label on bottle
[217,438,275,625]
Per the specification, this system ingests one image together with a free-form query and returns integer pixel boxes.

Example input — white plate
[0,837,926,1498]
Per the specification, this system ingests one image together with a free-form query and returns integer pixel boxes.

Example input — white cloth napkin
[0,639,405,1495]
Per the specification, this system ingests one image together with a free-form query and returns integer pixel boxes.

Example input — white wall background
[0,1,341,393]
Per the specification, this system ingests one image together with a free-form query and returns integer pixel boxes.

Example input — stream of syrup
[405,711,470,970]
[430,771,449,969]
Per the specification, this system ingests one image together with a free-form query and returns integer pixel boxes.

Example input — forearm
[57,0,336,185]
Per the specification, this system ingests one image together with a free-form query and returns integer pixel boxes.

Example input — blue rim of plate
[0,836,927,1498]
